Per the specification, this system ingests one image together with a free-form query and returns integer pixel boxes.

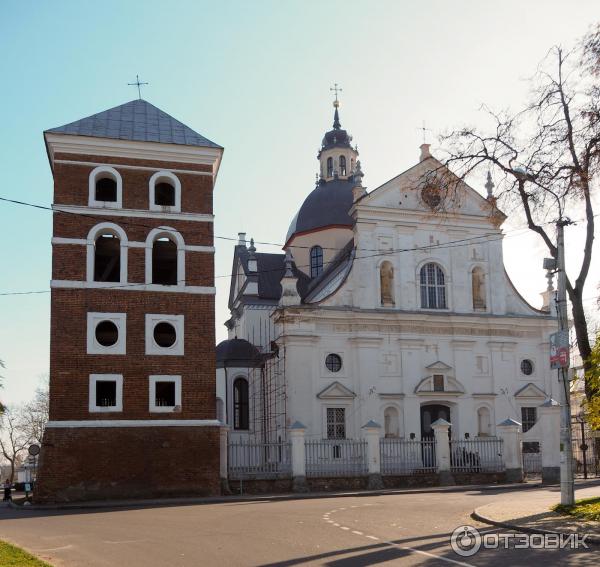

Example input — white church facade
[217,100,559,454]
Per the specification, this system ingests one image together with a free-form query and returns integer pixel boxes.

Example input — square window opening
[155,381,176,407]
[96,380,117,407]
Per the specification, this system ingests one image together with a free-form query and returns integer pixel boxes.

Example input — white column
[497,418,523,483]
[362,420,383,489]
[432,418,454,485]
[289,421,308,492]
[539,399,561,485]
[219,425,231,494]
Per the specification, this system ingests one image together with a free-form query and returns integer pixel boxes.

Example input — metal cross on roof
[417,121,431,143]
[128,74,149,99]
[330,83,342,108]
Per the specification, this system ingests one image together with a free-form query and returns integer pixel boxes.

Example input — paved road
[0,485,598,566]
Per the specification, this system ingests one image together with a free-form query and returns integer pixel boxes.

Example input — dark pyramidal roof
[45,99,222,149]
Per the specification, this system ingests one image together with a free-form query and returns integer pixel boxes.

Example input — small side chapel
[217,95,559,451]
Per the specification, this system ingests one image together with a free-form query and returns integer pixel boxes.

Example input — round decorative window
[95,321,119,347]
[325,353,342,373]
[520,359,534,376]
[153,322,177,348]
[421,185,442,209]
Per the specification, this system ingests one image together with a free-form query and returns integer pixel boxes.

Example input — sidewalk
[10,479,548,511]
[473,482,600,543]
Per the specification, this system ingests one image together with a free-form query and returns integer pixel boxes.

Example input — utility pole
[556,219,575,506]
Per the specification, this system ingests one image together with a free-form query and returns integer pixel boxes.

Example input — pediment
[357,157,503,223]
[415,375,465,395]
[514,383,547,399]
[317,381,356,400]
[426,360,453,371]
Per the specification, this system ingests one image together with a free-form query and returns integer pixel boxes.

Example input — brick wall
[35,426,220,503]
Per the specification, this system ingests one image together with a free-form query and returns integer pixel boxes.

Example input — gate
[571,418,600,478]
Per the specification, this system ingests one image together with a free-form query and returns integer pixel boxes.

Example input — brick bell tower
[36,99,223,502]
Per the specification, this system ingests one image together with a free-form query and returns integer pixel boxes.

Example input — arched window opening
[380,261,395,306]
[95,177,117,202]
[152,237,178,285]
[310,245,323,278]
[94,234,121,282]
[154,182,176,207]
[233,378,249,430]
[472,267,486,310]
[477,407,491,437]
[339,155,347,176]
[384,407,400,438]
[420,263,446,309]
[326,157,333,177]
[351,158,355,173]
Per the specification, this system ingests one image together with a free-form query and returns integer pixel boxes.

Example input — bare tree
[0,407,30,483]
[0,359,5,413]
[439,26,600,398]
[20,377,49,446]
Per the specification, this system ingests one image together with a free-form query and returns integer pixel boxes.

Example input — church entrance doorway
[420,404,451,439]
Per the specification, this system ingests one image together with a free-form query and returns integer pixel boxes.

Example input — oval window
[325,353,342,373]
[520,359,534,376]
[154,322,177,348]
[95,321,119,347]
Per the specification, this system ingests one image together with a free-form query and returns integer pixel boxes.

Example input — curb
[471,507,600,545]
[9,481,541,512]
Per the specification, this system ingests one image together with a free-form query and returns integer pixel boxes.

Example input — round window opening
[154,322,177,348]
[521,359,534,376]
[95,321,119,347]
[421,185,442,209]
[325,353,342,373]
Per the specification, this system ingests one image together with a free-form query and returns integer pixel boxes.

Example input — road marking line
[333,523,340,527]
[32,545,73,552]
[352,530,363,535]
[340,526,350,531]
[366,535,379,541]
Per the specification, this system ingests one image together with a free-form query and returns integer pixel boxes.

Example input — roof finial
[485,171,495,199]
[330,83,342,129]
[128,74,149,100]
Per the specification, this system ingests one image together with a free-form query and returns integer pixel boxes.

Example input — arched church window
[326,157,333,177]
[380,261,395,306]
[310,245,323,278]
[233,378,249,430]
[384,407,400,438]
[477,407,491,437]
[94,233,121,282]
[420,263,446,309]
[95,177,117,202]
[471,267,486,310]
[155,182,176,207]
[152,237,178,285]
[339,155,347,176]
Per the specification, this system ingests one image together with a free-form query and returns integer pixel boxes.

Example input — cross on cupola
[128,74,149,99]
[330,83,342,107]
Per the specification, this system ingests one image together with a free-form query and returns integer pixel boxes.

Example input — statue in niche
[472,267,486,309]
[380,262,395,306]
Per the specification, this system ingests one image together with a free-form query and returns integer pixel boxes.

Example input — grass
[553,496,600,522]
[0,541,52,566]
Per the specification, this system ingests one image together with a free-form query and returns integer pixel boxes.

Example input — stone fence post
[497,418,523,483]
[220,425,231,495]
[539,398,561,485]
[362,421,383,490]
[289,422,308,492]
[432,419,454,486]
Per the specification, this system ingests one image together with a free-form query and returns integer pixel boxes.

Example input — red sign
[550,331,570,370]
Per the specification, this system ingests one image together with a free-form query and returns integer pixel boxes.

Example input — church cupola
[317,86,359,182]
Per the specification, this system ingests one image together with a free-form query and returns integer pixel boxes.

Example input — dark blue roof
[45,99,222,149]
[286,177,355,243]
[216,338,262,368]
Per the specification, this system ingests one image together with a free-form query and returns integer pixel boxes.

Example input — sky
[0,1,598,405]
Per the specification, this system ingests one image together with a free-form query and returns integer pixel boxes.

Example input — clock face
[421,185,442,210]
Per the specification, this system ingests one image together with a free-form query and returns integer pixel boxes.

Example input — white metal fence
[450,437,504,473]
[380,438,437,475]
[523,452,542,475]
[305,439,368,478]
[228,440,292,479]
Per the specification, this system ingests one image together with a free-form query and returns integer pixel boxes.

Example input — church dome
[285,177,355,244]
[216,338,263,368]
